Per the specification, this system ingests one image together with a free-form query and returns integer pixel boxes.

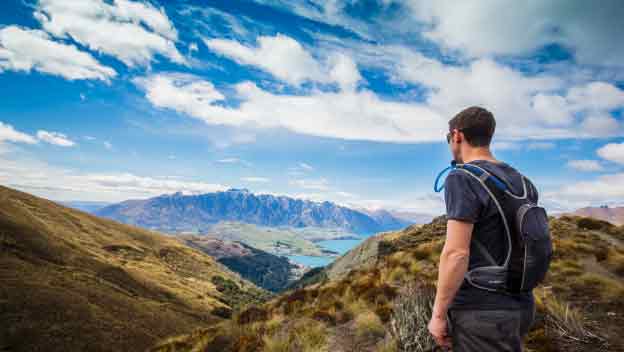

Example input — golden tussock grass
[261,318,328,352]
[354,310,386,339]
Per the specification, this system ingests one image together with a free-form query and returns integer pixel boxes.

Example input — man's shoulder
[447,167,483,184]
[444,168,484,195]
[446,168,474,185]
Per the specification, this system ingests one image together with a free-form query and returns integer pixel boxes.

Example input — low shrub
[572,273,624,300]
[376,337,399,352]
[375,304,393,323]
[212,306,233,319]
[576,217,613,231]
[541,294,602,344]
[262,319,328,352]
[312,310,336,325]
[237,306,270,325]
[605,248,624,276]
[355,310,386,339]
[389,282,436,352]
[387,266,408,284]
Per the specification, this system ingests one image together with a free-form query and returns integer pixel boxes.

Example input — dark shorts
[447,304,535,352]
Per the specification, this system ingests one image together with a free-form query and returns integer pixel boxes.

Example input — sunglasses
[446,129,462,144]
[446,127,471,143]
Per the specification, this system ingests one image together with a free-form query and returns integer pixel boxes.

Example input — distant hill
[569,206,624,225]
[62,200,111,213]
[154,215,624,352]
[0,186,267,352]
[94,188,411,235]
[200,221,351,257]
[180,236,307,292]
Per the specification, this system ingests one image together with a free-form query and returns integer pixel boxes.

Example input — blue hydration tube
[434,160,457,192]
[434,160,510,193]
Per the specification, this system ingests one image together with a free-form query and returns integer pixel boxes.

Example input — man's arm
[428,219,474,347]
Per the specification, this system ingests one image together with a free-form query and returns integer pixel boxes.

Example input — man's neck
[461,147,498,164]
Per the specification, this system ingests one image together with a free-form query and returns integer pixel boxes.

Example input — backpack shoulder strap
[455,163,514,268]
[472,238,498,265]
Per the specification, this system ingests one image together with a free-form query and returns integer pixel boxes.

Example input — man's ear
[455,129,463,144]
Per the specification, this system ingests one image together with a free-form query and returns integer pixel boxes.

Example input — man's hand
[428,315,451,349]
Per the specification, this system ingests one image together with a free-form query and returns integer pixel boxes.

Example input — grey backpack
[455,163,553,293]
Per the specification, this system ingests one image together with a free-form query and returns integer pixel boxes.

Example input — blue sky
[1,0,624,216]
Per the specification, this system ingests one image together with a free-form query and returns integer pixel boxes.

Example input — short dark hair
[448,106,496,147]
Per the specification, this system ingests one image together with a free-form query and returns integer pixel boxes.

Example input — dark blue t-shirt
[444,159,536,310]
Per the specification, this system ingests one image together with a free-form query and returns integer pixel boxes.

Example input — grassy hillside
[205,221,342,257]
[180,236,307,292]
[0,186,268,352]
[152,215,624,352]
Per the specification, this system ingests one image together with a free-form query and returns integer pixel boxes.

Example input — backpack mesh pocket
[517,205,552,290]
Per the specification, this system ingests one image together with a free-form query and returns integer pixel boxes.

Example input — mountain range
[94,188,411,235]
[570,205,624,225]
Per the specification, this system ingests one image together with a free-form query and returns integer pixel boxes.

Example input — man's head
[447,106,496,163]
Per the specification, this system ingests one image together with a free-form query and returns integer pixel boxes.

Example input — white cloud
[352,193,446,217]
[189,42,198,53]
[597,142,624,165]
[0,152,227,202]
[240,176,270,183]
[493,141,555,152]
[205,34,361,88]
[35,0,184,67]
[135,72,446,143]
[205,34,324,85]
[256,1,624,68]
[0,26,115,81]
[36,130,75,147]
[527,142,556,150]
[534,82,624,124]
[137,31,624,143]
[0,121,37,144]
[328,52,362,90]
[249,0,373,40]
[290,177,330,191]
[531,94,572,126]
[555,173,624,205]
[83,173,224,197]
[566,160,604,172]
[215,157,253,167]
[567,82,624,111]
[389,50,571,135]
[217,157,242,163]
[298,162,314,171]
[491,141,520,151]
[103,141,113,150]
[531,82,624,137]
[580,114,621,138]
[391,48,624,139]
[407,0,624,66]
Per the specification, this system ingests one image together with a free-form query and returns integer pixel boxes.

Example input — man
[428,106,537,351]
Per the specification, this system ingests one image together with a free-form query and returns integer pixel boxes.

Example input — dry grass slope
[152,215,624,352]
[0,186,268,352]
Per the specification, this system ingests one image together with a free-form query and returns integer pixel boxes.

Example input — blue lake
[317,239,364,253]
[286,255,334,267]
[287,238,364,268]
